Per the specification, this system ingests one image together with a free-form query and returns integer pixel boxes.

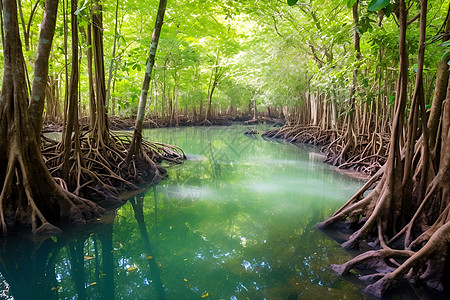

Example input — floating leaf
[51,287,61,291]
[89,282,97,286]
[184,278,188,282]
[147,256,153,260]
[201,292,209,298]
[84,256,95,260]
[128,266,137,272]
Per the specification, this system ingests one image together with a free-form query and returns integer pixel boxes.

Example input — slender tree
[127,0,168,171]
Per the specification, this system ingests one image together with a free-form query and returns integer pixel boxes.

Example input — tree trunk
[127,0,167,165]
[337,1,361,165]
[105,0,120,115]
[29,0,59,141]
[92,0,109,143]
[62,0,81,185]
[427,8,450,155]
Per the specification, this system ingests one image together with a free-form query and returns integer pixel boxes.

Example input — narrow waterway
[0,125,443,299]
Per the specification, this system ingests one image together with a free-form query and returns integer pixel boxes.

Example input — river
[0,125,444,299]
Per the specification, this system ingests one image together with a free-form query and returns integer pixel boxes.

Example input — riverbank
[43,117,380,180]
[262,124,389,177]
[42,114,284,132]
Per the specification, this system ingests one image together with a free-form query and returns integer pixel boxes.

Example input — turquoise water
[0,125,440,299]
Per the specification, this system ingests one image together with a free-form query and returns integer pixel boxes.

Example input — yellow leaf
[128,266,137,272]
[90,233,94,236]
[84,256,94,260]
[147,256,153,260]
[51,287,61,291]
[89,282,97,286]
[184,278,188,282]
[201,292,209,298]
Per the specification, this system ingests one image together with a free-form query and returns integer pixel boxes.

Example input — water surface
[0,125,440,299]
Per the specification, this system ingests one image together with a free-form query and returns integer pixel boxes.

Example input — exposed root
[42,131,185,206]
[262,124,388,175]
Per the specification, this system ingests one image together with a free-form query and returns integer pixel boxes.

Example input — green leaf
[383,4,392,17]
[441,50,450,62]
[287,0,298,6]
[441,40,450,47]
[346,0,357,8]
[368,0,390,12]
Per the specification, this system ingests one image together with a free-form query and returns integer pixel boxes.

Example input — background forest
[5,0,447,128]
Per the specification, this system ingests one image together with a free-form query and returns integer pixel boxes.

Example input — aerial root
[330,249,414,277]
[263,124,388,175]
[42,131,184,203]
[358,221,450,297]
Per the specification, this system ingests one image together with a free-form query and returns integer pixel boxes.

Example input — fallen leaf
[51,287,61,291]
[128,266,137,272]
[201,292,209,298]
[84,256,94,260]
[184,278,188,282]
[147,256,153,260]
[89,282,97,286]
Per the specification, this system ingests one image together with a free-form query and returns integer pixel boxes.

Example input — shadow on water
[0,205,166,300]
[0,220,115,300]
[129,193,166,299]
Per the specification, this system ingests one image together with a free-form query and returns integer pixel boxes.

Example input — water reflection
[0,126,441,299]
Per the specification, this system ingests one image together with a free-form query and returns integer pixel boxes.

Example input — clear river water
[0,125,445,300]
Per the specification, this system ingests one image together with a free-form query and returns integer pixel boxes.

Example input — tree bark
[92,0,109,143]
[427,8,450,154]
[105,0,120,115]
[127,0,167,161]
[29,0,59,141]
